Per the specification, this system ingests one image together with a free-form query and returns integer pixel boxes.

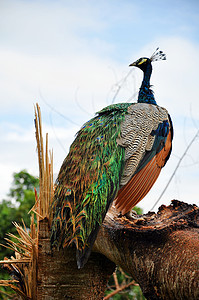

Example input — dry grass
[0,103,54,299]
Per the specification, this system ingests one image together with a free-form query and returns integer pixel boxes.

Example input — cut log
[37,218,115,299]
[94,200,199,300]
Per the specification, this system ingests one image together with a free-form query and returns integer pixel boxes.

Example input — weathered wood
[94,200,199,299]
[37,217,115,299]
[36,200,199,299]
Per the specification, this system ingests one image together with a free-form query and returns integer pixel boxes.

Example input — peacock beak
[129,61,137,67]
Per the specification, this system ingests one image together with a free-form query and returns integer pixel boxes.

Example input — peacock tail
[50,49,173,268]
[50,103,132,267]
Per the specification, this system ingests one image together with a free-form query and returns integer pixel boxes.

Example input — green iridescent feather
[50,103,132,268]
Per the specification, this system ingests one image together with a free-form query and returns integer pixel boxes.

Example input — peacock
[50,48,173,269]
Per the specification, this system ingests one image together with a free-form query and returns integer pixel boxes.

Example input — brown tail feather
[115,130,172,214]
[116,157,160,214]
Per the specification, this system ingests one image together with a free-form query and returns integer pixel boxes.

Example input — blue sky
[0,0,199,211]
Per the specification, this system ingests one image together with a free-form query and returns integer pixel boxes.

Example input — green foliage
[8,170,39,226]
[0,170,39,294]
[0,200,17,259]
[9,170,39,202]
[105,268,146,300]
[133,206,143,215]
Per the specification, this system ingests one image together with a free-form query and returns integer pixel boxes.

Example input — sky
[0,0,199,212]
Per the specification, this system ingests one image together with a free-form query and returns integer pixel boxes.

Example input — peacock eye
[138,58,147,65]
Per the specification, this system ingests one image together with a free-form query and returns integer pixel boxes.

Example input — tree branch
[94,200,199,300]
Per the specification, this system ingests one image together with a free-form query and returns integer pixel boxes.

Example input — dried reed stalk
[31,103,54,220]
[0,103,54,299]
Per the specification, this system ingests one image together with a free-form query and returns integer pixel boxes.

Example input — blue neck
[138,63,157,105]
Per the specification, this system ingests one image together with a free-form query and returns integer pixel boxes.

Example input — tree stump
[94,200,199,299]
[36,200,199,299]
[37,218,115,299]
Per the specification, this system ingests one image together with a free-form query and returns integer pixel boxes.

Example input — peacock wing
[115,103,173,214]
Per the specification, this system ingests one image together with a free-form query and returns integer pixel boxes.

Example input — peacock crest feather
[150,47,166,62]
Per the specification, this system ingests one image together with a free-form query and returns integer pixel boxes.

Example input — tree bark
[94,200,199,300]
[37,218,115,300]
[37,200,199,299]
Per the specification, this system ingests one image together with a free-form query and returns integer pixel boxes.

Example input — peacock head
[129,48,166,72]
[129,57,150,71]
